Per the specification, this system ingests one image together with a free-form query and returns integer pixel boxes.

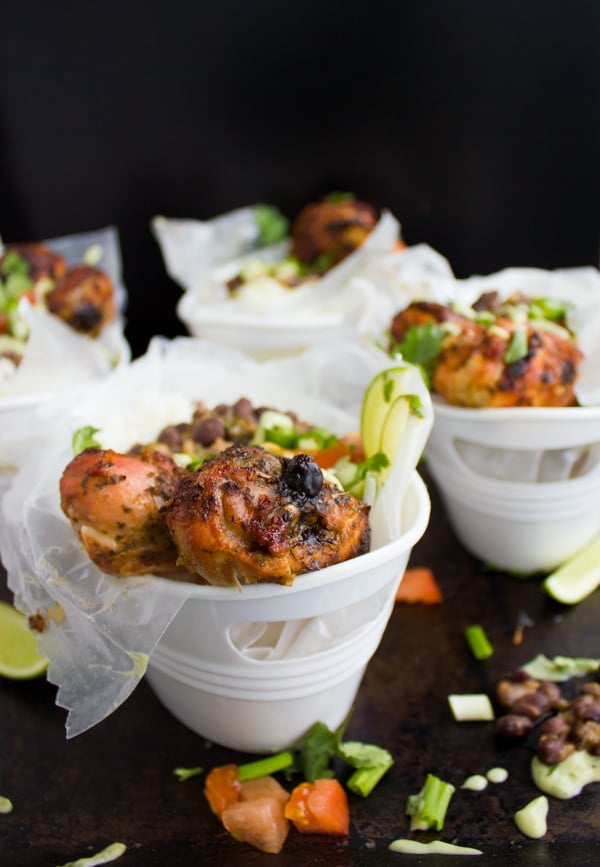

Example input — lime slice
[543,536,600,605]
[360,366,411,459]
[0,600,49,679]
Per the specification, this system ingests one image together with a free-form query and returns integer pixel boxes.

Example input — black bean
[193,417,224,447]
[281,454,323,498]
[537,735,574,766]
[495,714,534,739]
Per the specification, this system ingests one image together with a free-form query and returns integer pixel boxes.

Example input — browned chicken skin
[1,241,67,281]
[165,444,371,587]
[390,298,583,408]
[59,447,186,578]
[46,264,116,336]
[289,197,378,267]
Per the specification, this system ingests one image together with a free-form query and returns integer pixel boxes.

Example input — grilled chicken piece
[391,300,582,408]
[60,447,185,578]
[433,318,582,407]
[1,241,67,281]
[46,264,115,336]
[289,197,377,268]
[390,300,467,343]
[165,444,371,587]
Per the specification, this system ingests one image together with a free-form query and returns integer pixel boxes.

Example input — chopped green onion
[173,766,203,782]
[237,751,295,782]
[297,426,339,451]
[346,756,394,797]
[347,764,392,797]
[528,297,570,323]
[338,740,394,796]
[331,452,389,498]
[504,326,528,363]
[264,426,298,448]
[464,624,494,660]
[448,693,495,721]
[406,773,456,831]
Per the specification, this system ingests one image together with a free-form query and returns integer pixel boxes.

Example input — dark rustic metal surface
[1,469,599,866]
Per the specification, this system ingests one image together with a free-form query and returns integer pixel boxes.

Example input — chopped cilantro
[72,426,101,455]
[253,204,289,246]
[391,323,446,385]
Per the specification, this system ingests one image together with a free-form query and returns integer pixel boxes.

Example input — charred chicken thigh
[165,444,371,587]
[46,264,116,337]
[289,196,378,268]
[390,296,582,408]
[60,447,185,578]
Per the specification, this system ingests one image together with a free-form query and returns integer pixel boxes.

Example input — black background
[1,0,599,357]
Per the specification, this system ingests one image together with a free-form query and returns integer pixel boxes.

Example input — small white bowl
[425,401,600,573]
[145,471,430,753]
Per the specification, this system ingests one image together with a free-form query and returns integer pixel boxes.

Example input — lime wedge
[360,366,411,459]
[543,536,600,605]
[0,600,49,680]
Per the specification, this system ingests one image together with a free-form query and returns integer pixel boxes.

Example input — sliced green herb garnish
[253,204,289,246]
[333,452,389,497]
[528,297,571,323]
[504,326,528,363]
[0,250,30,278]
[347,763,393,797]
[174,766,204,782]
[297,427,339,451]
[406,773,456,831]
[391,323,447,385]
[312,251,335,273]
[237,751,296,782]
[339,741,394,797]
[300,721,341,781]
[263,426,298,448]
[72,426,101,455]
[464,624,494,660]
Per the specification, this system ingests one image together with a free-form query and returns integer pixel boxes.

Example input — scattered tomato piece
[222,796,290,854]
[204,764,241,818]
[284,778,349,836]
[395,567,442,604]
[239,775,290,805]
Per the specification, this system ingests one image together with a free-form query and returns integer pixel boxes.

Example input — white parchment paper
[0,225,129,398]
[0,227,131,480]
[152,206,454,354]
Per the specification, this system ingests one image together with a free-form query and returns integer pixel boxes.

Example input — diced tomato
[284,778,349,836]
[240,775,289,805]
[204,764,241,818]
[222,797,290,854]
[311,433,364,469]
[395,567,443,604]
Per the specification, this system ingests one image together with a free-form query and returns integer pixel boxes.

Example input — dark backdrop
[1,1,599,357]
